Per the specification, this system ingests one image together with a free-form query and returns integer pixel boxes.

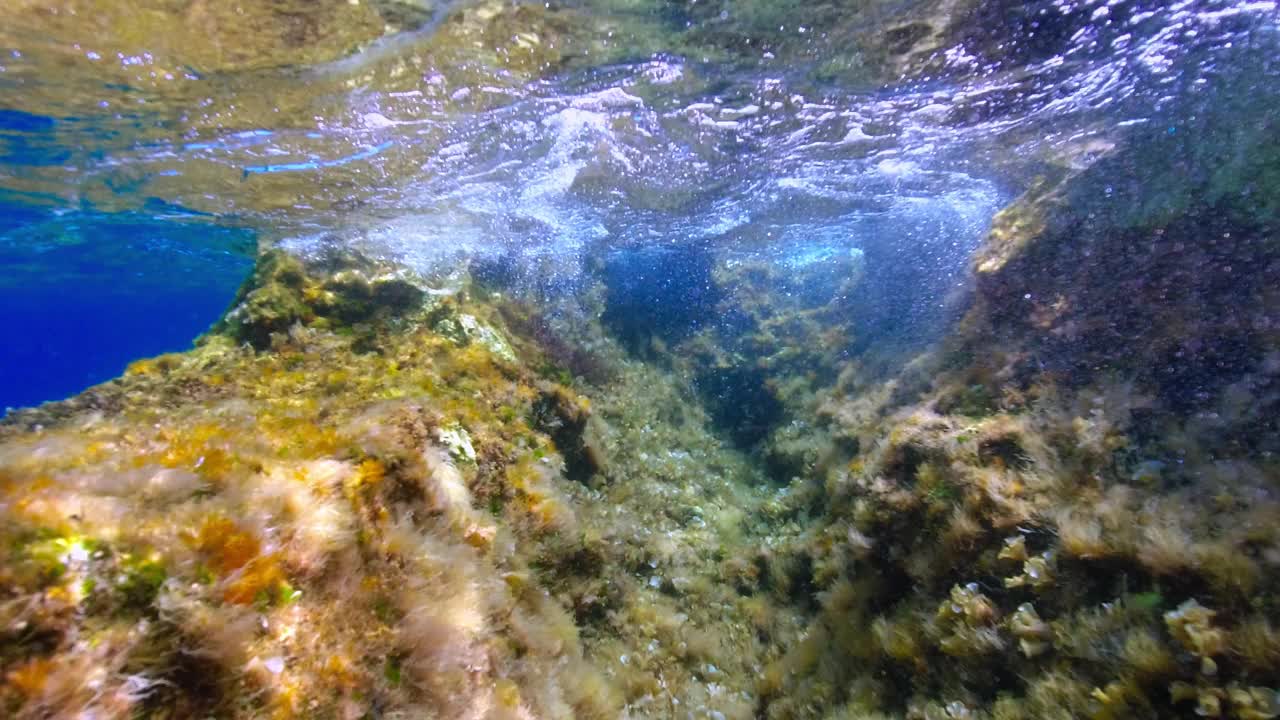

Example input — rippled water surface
[0,0,1277,400]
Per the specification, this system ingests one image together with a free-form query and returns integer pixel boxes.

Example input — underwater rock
[211,251,315,349]
[434,423,477,464]
[211,250,430,349]
[0,0,386,77]
[0,260,669,719]
[714,76,1280,717]
[966,75,1280,421]
[2,3,1280,719]
[531,384,608,483]
[370,0,442,30]
[433,312,518,364]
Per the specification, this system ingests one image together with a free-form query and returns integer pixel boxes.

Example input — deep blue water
[0,203,252,413]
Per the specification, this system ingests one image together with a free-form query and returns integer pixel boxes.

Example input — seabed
[2,1,1279,719]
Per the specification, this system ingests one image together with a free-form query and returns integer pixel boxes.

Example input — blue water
[0,204,252,412]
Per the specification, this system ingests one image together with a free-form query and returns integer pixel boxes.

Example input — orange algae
[5,658,55,697]
[192,516,261,574]
[156,424,236,478]
[188,516,287,605]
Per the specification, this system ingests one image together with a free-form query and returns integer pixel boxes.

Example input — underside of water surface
[2,1,1280,719]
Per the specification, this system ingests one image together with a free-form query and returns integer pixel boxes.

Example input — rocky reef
[703,63,1280,719]
[0,243,798,719]
[2,3,1280,720]
[4,100,1279,717]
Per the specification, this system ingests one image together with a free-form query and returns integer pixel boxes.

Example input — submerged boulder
[739,60,1280,719]
[211,249,427,350]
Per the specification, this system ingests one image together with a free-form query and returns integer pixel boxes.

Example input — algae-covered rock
[0,241,795,720]
[370,0,442,30]
[211,251,315,348]
[0,0,386,75]
[434,312,518,364]
[3,4,1280,719]
[681,46,1280,717]
[211,249,430,349]
[964,60,1280,409]
[0,261,619,718]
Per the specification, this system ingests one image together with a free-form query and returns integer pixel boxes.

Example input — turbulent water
[2,1,1280,719]
[1,0,1274,407]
